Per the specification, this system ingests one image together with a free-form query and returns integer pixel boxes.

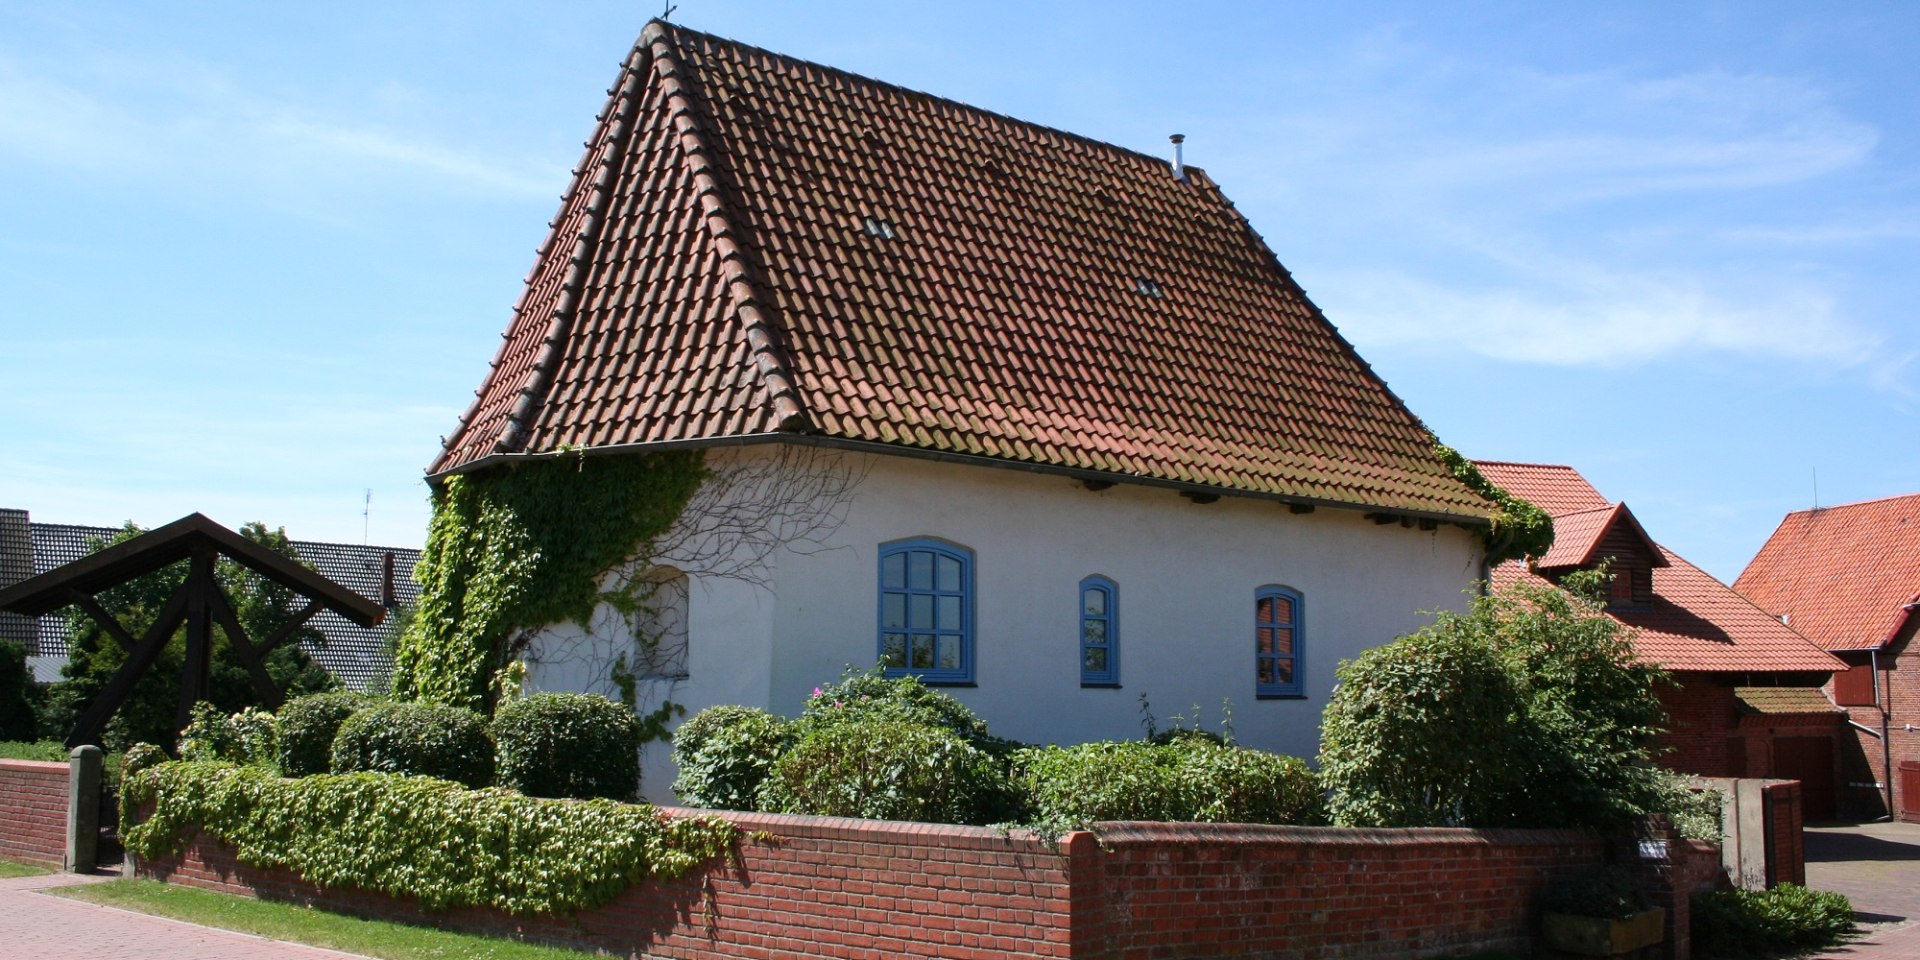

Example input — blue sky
[1,1,1913,583]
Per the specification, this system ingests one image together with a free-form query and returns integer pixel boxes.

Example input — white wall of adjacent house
[524,443,1485,804]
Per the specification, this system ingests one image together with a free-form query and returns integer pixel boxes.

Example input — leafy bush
[492,692,642,800]
[0,640,40,741]
[1319,571,1666,830]
[1016,738,1321,830]
[275,692,377,776]
[330,702,494,788]
[757,718,1016,825]
[1542,867,1649,920]
[121,760,735,915]
[795,668,989,741]
[671,705,793,810]
[1692,884,1855,957]
[1657,773,1724,844]
[122,742,168,781]
[177,702,277,768]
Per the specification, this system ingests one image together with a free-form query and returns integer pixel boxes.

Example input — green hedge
[670,705,792,810]
[276,692,377,777]
[492,693,641,800]
[121,761,735,915]
[1692,884,1855,957]
[330,702,494,788]
[1016,738,1322,828]
[757,718,1016,825]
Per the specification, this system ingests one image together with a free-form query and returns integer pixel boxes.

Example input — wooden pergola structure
[0,513,386,748]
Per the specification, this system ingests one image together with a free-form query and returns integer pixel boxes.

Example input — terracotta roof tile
[1481,462,1841,674]
[1735,493,1920,652]
[1534,502,1666,571]
[430,21,1492,520]
[1733,686,1840,716]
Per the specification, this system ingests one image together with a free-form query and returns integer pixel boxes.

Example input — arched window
[1255,585,1303,698]
[1079,575,1118,687]
[878,538,973,684]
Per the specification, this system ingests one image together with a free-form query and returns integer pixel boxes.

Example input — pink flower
[812,687,822,697]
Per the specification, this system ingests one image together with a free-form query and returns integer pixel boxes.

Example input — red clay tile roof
[1472,461,1608,515]
[429,21,1494,521]
[1479,461,1841,674]
[1535,502,1666,571]
[1733,686,1840,717]
[1735,493,1920,652]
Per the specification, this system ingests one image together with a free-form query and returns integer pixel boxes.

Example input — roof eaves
[643,20,809,435]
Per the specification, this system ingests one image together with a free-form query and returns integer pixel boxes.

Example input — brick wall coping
[1087,821,1596,847]
[0,759,65,774]
[654,805,1055,851]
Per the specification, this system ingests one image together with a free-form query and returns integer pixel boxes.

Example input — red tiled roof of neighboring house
[1473,461,1608,515]
[1479,462,1842,674]
[429,21,1495,522]
[1733,686,1842,717]
[1735,493,1920,652]
[1535,502,1666,571]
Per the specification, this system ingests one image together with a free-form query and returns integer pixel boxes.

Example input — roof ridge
[492,45,654,454]
[1472,459,1578,470]
[1787,490,1920,517]
[647,19,1188,177]
[643,22,807,431]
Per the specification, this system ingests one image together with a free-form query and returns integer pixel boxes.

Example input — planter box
[1541,907,1666,957]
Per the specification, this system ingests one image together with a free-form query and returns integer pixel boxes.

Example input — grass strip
[0,859,54,879]
[51,879,603,960]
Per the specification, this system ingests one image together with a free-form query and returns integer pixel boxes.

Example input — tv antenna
[362,489,372,544]
[662,1,678,20]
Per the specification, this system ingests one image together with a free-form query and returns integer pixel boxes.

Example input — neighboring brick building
[0,509,418,692]
[1476,462,1845,817]
[1737,493,1920,820]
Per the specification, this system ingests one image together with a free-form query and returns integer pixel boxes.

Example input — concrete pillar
[65,744,101,873]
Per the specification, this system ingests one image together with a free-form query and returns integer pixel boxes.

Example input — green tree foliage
[393,450,707,713]
[36,522,337,750]
[0,640,40,740]
[1319,570,1667,831]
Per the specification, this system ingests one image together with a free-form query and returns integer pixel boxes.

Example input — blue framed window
[1079,575,1118,686]
[1255,585,1303,698]
[878,538,973,684]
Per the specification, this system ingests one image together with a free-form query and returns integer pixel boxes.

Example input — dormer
[1532,502,1667,608]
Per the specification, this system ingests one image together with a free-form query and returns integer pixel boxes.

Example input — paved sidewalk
[0,869,373,960]
[1806,821,1920,959]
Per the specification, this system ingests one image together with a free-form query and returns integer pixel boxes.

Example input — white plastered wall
[526,443,1485,801]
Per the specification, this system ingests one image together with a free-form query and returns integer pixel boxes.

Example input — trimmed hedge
[757,718,1016,825]
[276,692,377,776]
[1017,738,1322,828]
[493,692,642,800]
[121,760,735,916]
[330,702,493,788]
[671,705,793,810]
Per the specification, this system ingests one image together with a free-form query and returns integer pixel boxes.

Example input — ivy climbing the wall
[394,450,708,713]
[1433,442,1554,567]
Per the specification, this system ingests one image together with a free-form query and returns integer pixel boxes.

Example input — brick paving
[0,869,372,960]
[1807,822,1920,958]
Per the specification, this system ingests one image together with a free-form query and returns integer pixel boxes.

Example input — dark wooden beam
[176,543,216,735]
[257,598,326,654]
[1368,513,1397,525]
[1079,479,1115,492]
[205,581,284,710]
[66,584,190,749]
[65,589,138,653]
[1181,491,1220,505]
[1288,503,1316,514]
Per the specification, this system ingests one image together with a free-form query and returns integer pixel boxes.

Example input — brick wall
[0,759,67,867]
[134,808,1654,960]
[1660,675,1739,776]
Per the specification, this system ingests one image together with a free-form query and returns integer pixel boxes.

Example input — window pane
[1276,628,1293,655]
[882,633,907,667]
[911,635,935,668]
[1256,596,1274,622]
[910,594,934,629]
[1083,587,1106,616]
[1084,619,1107,644]
[1084,647,1107,673]
[882,593,906,628]
[936,554,962,593]
[1257,627,1273,654]
[909,551,934,591]
[1275,660,1293,686]
[882,552,906,589]
[937,635,961,670]
[937,595,961,630]
[1272,596,1293,624]
[1258,659,1276,684]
